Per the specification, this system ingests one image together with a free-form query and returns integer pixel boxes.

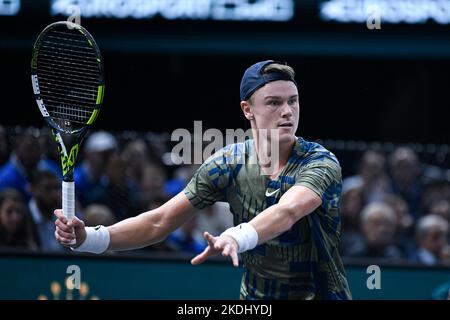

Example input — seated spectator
[343,150,391,205]
[121,139,150,186]
[411,214,450,265]
[388,147,423,218]
[383,194,415,257]
[0,128,41,201]
[420,180,450,218]
[429,198,450,222]
[0,188,37,250]
[84,204,116,227]
[74,131,117,207]
[29,170,65,252]
[37,127,62,179]
[347,202,403,260]
[139,163,167,209]
[339,181,365,256]
[84,152,141,221]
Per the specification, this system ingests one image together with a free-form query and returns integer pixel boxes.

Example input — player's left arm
[191,186,321,267]
[249,185,321,244]
[192,156,340,267]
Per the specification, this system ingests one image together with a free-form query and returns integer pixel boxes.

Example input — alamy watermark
[366,264,381,290]
[170,121,281,176]
[367,5,382,29]
[66,4,81,28]
[66,264,81,290]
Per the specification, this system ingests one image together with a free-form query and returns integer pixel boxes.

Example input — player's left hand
[191,231,239,267]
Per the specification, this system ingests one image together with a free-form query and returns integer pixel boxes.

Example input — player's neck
[253,136,295,179]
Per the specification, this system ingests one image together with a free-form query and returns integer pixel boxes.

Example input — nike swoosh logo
[265,189,280,197]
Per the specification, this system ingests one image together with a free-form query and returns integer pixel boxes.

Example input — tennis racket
[31,21,105,244]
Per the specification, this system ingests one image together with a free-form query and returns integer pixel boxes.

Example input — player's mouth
[278,122,294,128]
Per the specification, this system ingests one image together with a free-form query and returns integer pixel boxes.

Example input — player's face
[0,199,25,234]
[249,80,299,143]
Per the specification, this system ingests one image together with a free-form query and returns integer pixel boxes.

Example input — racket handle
[62,181,76,245]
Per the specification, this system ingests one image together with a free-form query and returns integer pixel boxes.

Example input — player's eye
[288,99,298,106]
[267,100,280,107]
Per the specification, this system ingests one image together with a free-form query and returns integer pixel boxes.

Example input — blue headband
[240,60,297,101]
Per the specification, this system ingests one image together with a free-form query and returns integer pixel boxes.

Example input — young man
[54,60,352,300]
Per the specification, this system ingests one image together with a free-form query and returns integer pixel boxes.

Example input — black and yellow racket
[31,21,104,243]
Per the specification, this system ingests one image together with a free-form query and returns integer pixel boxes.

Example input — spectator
[74,131,117,207]
[139,163,167,209]
[85,152,140,221]
[347,202,403,260]
[0,128,41,201]
[383,194,415,258]
[37,127,62,179]
[343,150,391,205]
[339,181,365,256]
[29,170,65,252]
[412,214,450,265]
[389,147,423,218]
[0,188,37,250]
[121,139,150,186]
[420,180,450,220]
[429,198,450,222]
[84,204,116,227]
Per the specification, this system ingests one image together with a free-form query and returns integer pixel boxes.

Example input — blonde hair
[262,62,295,79]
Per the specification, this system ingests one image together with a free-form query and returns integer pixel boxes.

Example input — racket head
[31,21,104,135]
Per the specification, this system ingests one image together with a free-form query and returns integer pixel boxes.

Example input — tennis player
[54,60,352,300]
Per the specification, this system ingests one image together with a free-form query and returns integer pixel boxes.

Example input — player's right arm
[54,192,196,252]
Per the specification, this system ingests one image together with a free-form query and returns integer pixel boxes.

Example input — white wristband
[71,226,110,254]
[221,223,258,253]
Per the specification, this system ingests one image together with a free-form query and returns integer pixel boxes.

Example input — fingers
[54,209,67,224]
[222,244,231,256]
[54,209,85,230]
[194,232,240,268]
[203,232,215,246]
[68,216,85,229]
[55,227,75,240]
[54,209,81,247]
[55,218,73,233]
[230,250,239,267]
[191,246,213,265]
[54,230,74,247]
[220,242,239,267]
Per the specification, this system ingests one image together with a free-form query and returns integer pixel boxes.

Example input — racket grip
[62,181,76,245]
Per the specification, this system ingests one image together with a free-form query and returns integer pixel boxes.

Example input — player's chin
[274,129,295,142]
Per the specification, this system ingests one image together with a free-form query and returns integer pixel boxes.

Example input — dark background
[1,0,449,144]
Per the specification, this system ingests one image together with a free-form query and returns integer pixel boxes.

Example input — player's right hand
[54,209,87,248]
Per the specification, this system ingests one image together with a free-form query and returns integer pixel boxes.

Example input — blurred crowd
[339,147,450,265]
[0,126,233,256]
[0,126,449,266]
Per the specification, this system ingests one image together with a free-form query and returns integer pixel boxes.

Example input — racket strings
[36,26,101,131]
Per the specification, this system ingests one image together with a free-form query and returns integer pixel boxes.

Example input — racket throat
[52,130,81,181]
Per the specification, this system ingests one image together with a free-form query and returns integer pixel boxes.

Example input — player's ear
[240,100,254,121]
